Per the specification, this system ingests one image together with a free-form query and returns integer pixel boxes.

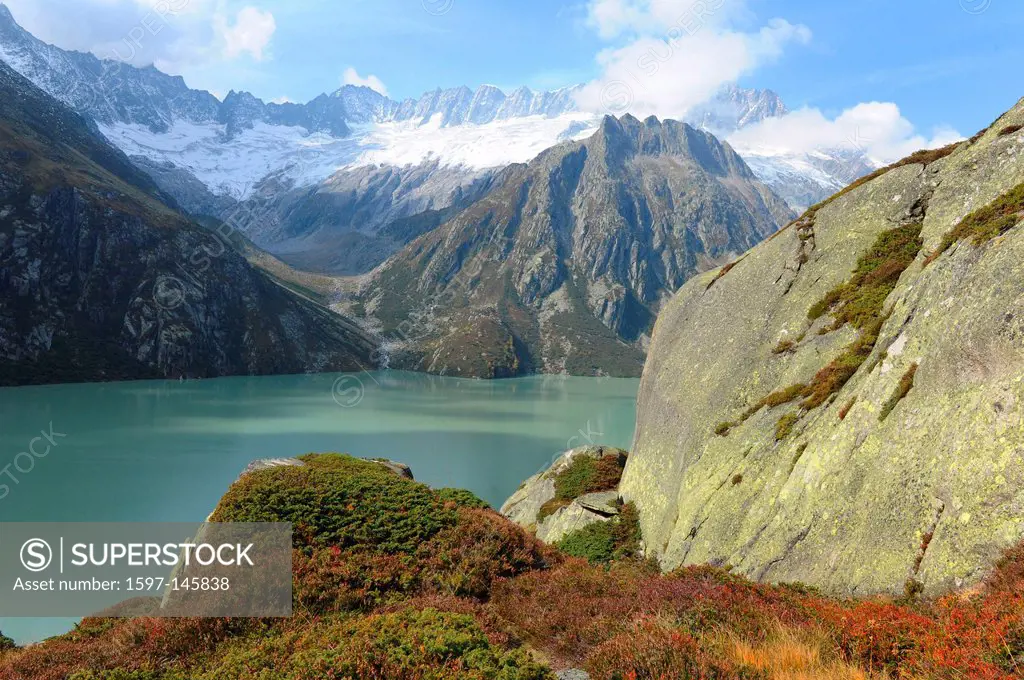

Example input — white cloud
[216,6,275,62]
[269,95,293,104]
[728,102,963,164]
[577,0,810,119]
[341,67,389,96]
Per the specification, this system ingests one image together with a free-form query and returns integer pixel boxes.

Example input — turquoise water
[0,370,639,644]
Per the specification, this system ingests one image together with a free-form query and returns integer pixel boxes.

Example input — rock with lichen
[623,96,1024,596]
[501,445,628,544]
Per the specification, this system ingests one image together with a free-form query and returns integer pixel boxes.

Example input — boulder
[501,445,628,543]
[622,98,1024,595]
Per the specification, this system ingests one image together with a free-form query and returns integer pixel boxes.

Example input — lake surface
[0,370,639,644]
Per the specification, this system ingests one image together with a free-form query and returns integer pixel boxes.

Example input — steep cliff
[0,62,376,385]
[363,114,793,378]
[622,97,1024,595]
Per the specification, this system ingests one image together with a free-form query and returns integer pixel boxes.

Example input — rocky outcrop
[0,61,377,386]
[622,97,1024,595]
[502,445,627,544]
[364,114,793,378]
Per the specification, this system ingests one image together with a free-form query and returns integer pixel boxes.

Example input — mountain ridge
[359,113,793,378]
[0,58,377,385]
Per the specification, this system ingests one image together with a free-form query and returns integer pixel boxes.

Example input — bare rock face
[623,97,1024,596]
[501,445,627,544]
[363,114,793,378]
[0,62,377,386]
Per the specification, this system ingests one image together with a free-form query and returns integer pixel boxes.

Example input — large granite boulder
[622,98,1024,596]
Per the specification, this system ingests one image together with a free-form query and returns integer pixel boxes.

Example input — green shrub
[557,503,642,565]
[554,455,624,501]
[0,632,13,651]
[540,454,626,521]
[557,522,616,564]
[285,608,553,680]
[436,487,491,509]
[211,454,458,554]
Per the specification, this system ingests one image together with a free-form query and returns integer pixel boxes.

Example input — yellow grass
[722,626,888,680]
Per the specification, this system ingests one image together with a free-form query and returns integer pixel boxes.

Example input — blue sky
[5,0,1023,153]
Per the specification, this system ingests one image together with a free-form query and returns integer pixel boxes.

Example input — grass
[839,397,857,420]
[926,182,1024,265]
[879,363,918,422]
[998,124,1023,136]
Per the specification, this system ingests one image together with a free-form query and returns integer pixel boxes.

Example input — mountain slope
[622,98,1024,595]
[0,60,376,385]
[360,114,793,378]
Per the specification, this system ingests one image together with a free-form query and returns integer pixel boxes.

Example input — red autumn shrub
[585,618,737,680]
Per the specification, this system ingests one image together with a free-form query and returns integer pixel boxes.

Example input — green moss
[879,363,919,422]
[775,413,800,441]
[731,474,743,486]
[801,317,884,410]
[741,383,809,420]
[714,421,735,437]
[927,182,1024,264]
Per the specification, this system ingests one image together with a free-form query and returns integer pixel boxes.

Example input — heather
[3,454,1022,680]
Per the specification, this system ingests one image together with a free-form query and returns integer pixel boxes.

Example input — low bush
[282,608,553,680]
[211,454,459,555]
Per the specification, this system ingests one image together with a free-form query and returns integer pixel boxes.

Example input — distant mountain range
[0,3,821,381]
[0,58,376,385]
[360,115,792,377]
[0,3,871,225]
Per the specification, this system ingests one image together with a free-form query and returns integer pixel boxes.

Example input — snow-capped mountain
[688,85,790,136]
[0,0,870,267]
